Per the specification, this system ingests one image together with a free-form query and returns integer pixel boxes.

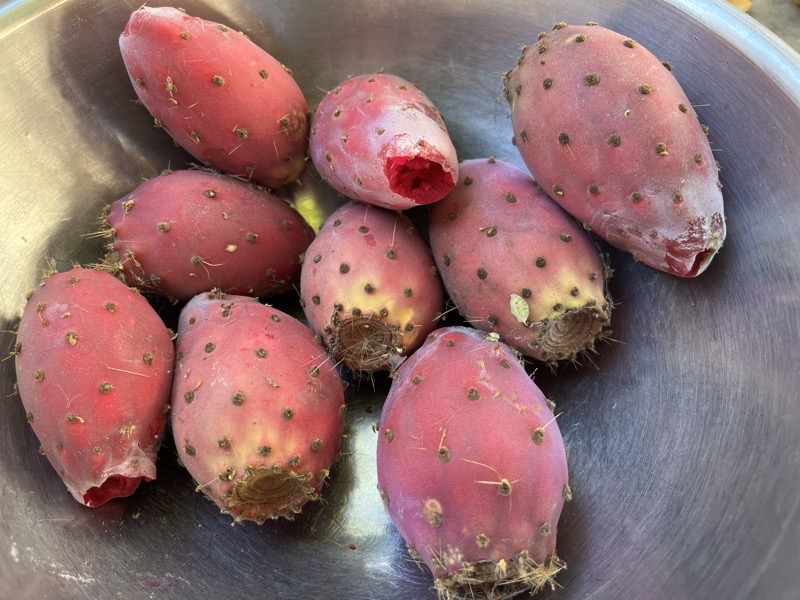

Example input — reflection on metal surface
[1,1,800,599]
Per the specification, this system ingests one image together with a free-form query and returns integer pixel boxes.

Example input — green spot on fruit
[184,444,196,456]
[505,192,517,203]
[510,294,530,323]
[588,184,599,195]
[632,192,642,202]
[313,254,322,263]
[311,295,320,305]
[404,288,413,297]
[259,445,271,455]
[184,391,194,404]
[673,193,683,203]
[539,523,552,536]
[694,154,704,164]
[412,375,422,384]
[558,132,570,145]
[438,447,451,462]
[255,347,267,358]
[259,69,269,79]
[283,407,295,420]
[143,353,153,364]
[543,78,553,89]
[467,387,480,400]
[563,484,573,501]
[442,255,451,267]
[232,391,245,406]
[499,359,511,369]
[309,365,320,378]
[638,84,652,95]
[623,39,636,48]
[560,232,572,242]
[464,176,474,185]
[205,342,216,353]
[218,437,230,449]
[483,226,497,237]
[607,134,621,147]
[679,103,689,113]
[553,303,563,311]
[532,428,545,444]
[105,301,117,311]
[157,222,170,233]
[386,249,396,260]
[245,232,258,243]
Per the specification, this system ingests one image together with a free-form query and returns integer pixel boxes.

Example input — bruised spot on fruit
[423,498,443,527]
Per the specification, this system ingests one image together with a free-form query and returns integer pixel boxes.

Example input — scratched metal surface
[1,1,799,599]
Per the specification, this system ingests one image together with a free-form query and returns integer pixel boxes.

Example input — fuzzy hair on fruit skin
[120,6,309,189]
[428,157,611,366]
[503,21,725,277]
[309,73,458,210]
[300,201,444,376]
[14,267,175,507]
[100,169,314,302]
[171,291,346,523]
[377,326,570,599]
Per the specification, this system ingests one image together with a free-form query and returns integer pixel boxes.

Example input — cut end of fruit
[536,303,611,365]
[82,474,143,507]
[385,154,455,205]
[330,313,402,375]
[227,467,319,522]
[433,552,565,600]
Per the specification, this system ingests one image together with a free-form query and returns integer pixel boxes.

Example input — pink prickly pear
[171,292,346,523]
[101,169,314,302]
[14,267,174,507]
[428,157,611,365]
[300,201,444,375]
[377,326,570,598]
[309,73,458,210]
[503,22,725,276]
[120,6,309,189]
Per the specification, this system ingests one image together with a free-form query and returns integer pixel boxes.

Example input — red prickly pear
[101,169,314,302]
[309,73,458,210]
[428,158,611,365]
[377,326,570,598]
[120,6,309,189]
[171,292,345,523]
[14,267,174,507]
[300,201,444,375]
[503,22,726,277]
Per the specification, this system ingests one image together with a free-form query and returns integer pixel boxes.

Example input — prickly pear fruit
[120,6,309,189]
[503,22,726,276]
[309,73,458,210]
[171,292,345,523]
[300,201,444,375]
[377,326,570,598]
[101,169,314,302]
[428,158,611,365]
[14,267,174,507]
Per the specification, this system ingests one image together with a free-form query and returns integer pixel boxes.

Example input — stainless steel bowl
[2,1,799,598]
